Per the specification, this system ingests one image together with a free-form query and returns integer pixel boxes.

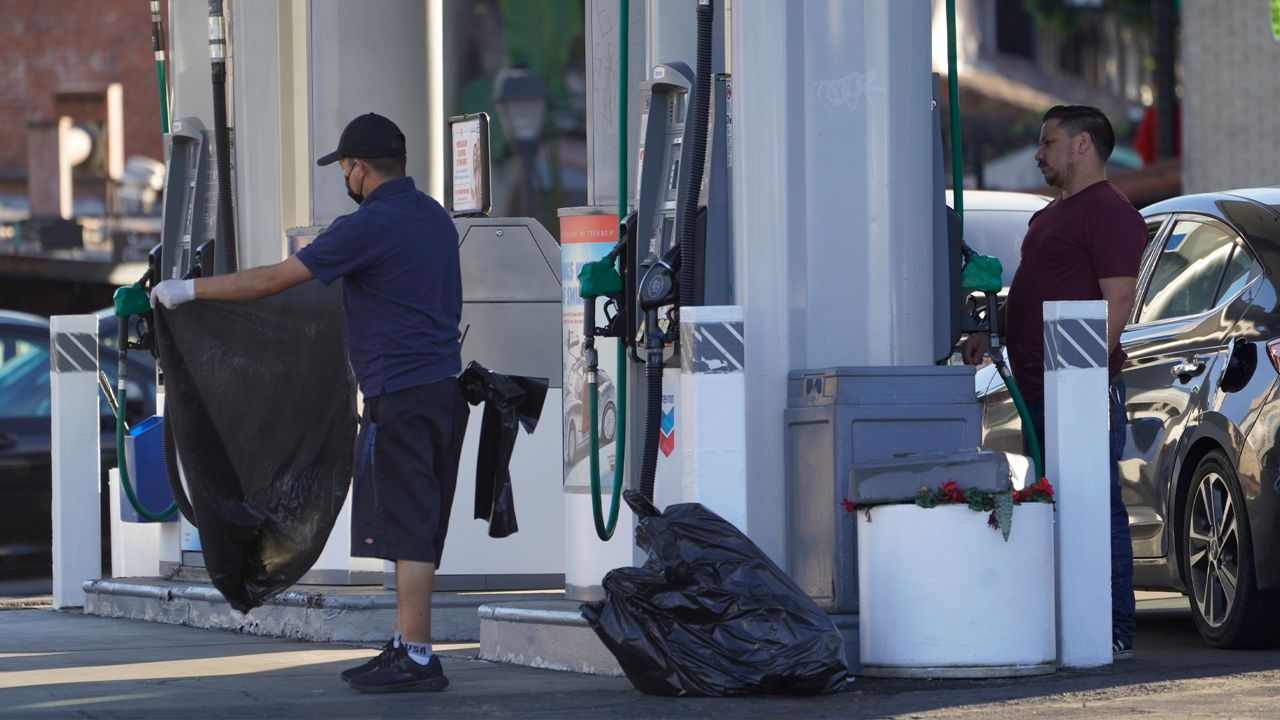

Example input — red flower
[941,479,964,503]
[1034,477,1055,499]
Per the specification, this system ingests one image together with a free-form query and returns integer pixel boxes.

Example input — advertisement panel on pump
[560,211,622,484]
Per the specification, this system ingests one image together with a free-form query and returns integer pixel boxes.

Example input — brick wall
[1181,1,1280,192]
[0,0,167,179]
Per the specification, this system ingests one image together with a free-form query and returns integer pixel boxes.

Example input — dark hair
[1043,105,1115,163]
[363,155,406,178]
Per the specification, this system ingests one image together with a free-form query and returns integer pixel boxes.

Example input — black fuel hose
[638,319,664,501]
[209,0,238,274]
[677,0,713,307]
[162,415,198,525]
[637,0,715,502]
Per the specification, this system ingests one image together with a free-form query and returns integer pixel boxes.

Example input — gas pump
[107,110,236,584]
[107,115,220,537]
[574,0,723,540]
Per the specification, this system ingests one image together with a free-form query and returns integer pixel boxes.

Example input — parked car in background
[562,331,617,468]
[948,189,1051,291]
[980,187,1280,648]
[946,190,1051,395]
[0,310,157,571]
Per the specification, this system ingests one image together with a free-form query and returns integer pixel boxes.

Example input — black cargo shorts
[351,377,469,565]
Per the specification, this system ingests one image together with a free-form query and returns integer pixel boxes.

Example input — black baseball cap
[316,113,406,166]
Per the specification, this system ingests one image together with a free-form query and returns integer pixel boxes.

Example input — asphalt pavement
[4,594,1280,719]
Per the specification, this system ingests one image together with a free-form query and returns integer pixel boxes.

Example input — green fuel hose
[150,0,169,133]
[114,315,177,521]
[584,0,631,541]
[946,0,1044,479]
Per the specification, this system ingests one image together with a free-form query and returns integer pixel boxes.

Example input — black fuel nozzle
[638,244,681,312]
[189,239,215,279]
[146,243,163,290]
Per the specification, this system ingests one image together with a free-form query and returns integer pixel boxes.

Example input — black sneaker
[1113,636,1134,660]
[340,639,397,683]
[348,647,449,693]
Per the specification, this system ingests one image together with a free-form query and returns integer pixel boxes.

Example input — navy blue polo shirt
[297,176,461,397]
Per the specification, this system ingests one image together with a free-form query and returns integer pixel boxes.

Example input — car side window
[0,336,52,418]
[0,328,120,419]
[1214,242,1259,305]
[1138,219,1237,323]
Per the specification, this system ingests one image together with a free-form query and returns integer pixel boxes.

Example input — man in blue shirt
[152,113,466,693]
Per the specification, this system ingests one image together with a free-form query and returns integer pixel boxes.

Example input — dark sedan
[0,310,157,570]
[980,187,1280,648]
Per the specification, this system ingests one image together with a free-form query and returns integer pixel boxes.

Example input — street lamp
[493,67,549,218]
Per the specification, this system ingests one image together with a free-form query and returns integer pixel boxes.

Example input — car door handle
[1172,360,1206,378]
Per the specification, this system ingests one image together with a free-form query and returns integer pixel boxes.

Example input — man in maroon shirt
[962,105,1146,659]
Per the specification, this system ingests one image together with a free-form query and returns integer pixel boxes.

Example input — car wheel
[564,420,577,466]
[600,401,617,445]
[1181,450,1280,648]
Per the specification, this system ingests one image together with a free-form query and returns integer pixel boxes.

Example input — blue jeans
[1025,380,1136,640]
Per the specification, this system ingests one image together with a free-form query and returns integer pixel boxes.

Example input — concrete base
[475,601,861,678]
[82,577,560,643]
[478,600,622,676]
[82,579,860,678]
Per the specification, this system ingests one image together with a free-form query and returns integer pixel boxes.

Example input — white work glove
[150,279,196,310]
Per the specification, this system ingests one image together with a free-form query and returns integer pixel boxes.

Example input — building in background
[1180,1,1280,193]
[0,0,166,205]
[932,0,1180,205]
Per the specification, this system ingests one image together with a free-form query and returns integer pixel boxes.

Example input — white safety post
[679,306,747,532]
[1044,300,1112,667]
[50,315,102,608]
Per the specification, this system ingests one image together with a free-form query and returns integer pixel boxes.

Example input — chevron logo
[660,407,675,456]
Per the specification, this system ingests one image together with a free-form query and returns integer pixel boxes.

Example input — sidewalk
[4,596,1280,719]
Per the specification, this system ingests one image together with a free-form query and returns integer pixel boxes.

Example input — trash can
[120,415,177,523]
[783,366,981,613]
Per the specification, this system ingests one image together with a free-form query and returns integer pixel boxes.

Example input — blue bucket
[121,415,177,523]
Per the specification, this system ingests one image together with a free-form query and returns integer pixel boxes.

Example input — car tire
[564,420,577,466]
[600,401,617,445]
[1181,450,1280,648]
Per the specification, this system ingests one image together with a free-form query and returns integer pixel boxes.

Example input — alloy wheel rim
[1187,470,1241,628]
[602,405,616,439]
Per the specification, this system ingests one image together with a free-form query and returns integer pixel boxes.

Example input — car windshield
[962,210,1031,286]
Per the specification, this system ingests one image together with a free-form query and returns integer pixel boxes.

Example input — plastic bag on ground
[154,280,356,612]
[580,490,850,697]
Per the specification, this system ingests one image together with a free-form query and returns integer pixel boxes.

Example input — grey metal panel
[461,302,562,387]
[51,333,97,374]
[1044,317,1108,370]
[787,365,977,407]
[679,319,744,373]
[159,117,213,281]
[457,219,561,301]
[454,217,562,386]
[784,366,982,613]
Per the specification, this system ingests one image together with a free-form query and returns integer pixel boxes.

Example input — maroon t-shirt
[1004,180,1146,401]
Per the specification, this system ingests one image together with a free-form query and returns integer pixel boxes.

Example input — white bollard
[50,315,102,608]
[1044,300,1112,668]
[679,306,748,532]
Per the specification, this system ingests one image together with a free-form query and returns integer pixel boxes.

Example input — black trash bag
[154,280,356,613]
[581,490,849,697]
[458,361,548,538]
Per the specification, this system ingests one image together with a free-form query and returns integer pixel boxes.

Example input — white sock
[393,631,402,648]
[404,641,432,666]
